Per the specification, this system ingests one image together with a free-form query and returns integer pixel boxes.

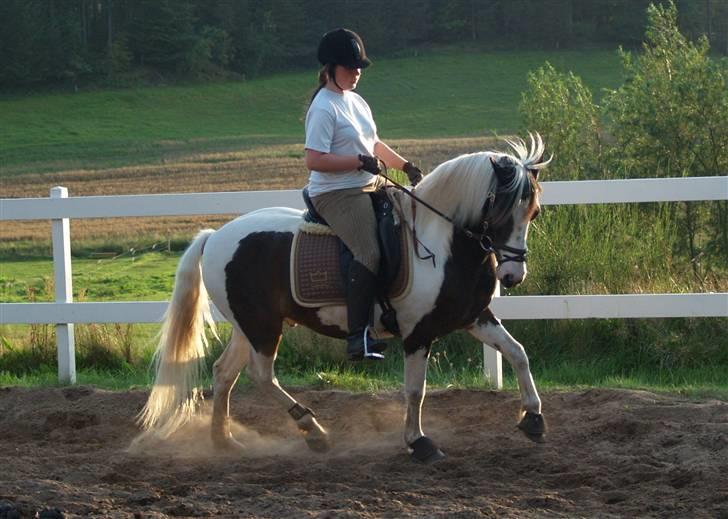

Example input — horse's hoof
[212,435,246,454]
[409,436,447,463]
[305,433,331,453]
[517,412,546,443]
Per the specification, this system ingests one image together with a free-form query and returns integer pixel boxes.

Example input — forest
[1,0,727,88]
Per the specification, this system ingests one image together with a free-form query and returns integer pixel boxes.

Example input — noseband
[495,243,528,263]
[464,221,528,264]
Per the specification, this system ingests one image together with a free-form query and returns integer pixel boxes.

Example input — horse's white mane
[504,132,552,173]
[413,133,550,228]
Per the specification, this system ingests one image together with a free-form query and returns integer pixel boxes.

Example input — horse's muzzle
[501,274,518,288]
[497,264,527,288]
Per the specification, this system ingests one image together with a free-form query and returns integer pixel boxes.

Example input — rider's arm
[305,149,362,172]
[374,141,407,170]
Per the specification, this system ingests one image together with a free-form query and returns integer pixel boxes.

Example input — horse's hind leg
[246,333,331,453]
[211,327,250,451]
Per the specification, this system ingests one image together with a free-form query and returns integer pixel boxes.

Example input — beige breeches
[311,179,384,274]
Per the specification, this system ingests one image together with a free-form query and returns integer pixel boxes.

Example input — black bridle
[495,243,528,264]
[377,165,529,264]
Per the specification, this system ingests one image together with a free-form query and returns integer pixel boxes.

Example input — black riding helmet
[317,28,371,69]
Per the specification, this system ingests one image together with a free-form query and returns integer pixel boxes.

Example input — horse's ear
[490,156,516,183]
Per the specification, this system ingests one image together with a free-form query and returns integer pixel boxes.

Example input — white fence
[1,176,727,386]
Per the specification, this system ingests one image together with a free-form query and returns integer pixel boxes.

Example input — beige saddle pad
[290,221,412,308]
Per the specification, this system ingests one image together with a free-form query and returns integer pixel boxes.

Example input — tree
[520,62,602,180]
[604,1,727,180]
[129,0,201,72]
[603,1,727,273]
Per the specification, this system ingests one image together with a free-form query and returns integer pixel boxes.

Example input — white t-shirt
[304,88,379,196]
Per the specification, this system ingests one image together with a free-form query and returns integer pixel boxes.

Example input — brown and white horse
[138,135,550,462]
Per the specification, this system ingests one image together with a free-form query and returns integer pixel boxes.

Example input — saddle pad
[290,222,412,308]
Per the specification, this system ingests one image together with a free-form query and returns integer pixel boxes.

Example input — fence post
[50,186,76,384]
[483,280,503,389]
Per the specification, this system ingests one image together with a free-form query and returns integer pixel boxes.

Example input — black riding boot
[345,261,387,361]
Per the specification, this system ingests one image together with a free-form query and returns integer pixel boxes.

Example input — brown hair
[308,63,337,106]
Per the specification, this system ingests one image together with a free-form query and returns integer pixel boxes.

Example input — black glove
[358,154,381,175]
[403,161,423,186]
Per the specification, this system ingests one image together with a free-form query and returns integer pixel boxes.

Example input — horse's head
[412,133,550,288]
[487,134,550,288]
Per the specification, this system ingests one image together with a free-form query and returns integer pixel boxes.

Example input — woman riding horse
[304,28,424,361]
[137,131,550,462]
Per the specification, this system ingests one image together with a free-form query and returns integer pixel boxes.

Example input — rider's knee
[356,249,380,274]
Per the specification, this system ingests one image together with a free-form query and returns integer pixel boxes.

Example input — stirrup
[347,326,385,361]
[363,326,385,360]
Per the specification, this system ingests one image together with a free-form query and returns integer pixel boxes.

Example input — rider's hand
[358,154,381,175]
[403,161,423,186]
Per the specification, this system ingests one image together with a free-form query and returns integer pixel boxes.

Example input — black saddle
[302,186,402,335]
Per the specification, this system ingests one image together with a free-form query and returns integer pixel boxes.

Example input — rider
[304,28,423,361]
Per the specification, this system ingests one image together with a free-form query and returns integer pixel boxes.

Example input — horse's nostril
[502,274,514,288]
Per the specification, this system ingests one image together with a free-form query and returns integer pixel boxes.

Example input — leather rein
[377,166,528,265]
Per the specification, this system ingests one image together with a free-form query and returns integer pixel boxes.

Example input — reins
[376,164,528,264]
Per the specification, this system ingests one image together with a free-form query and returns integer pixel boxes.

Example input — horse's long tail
[137,229,218,437]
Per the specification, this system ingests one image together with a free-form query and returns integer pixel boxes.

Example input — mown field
[1,49,726,396]
[1,49,622,176]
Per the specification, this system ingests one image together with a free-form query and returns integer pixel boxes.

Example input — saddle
[290,187,412,334]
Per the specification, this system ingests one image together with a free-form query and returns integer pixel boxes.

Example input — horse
[138,134,551,462]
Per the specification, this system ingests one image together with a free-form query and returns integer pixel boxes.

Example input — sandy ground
[1,385,726,518]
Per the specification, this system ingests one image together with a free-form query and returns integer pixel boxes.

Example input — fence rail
[2,294,725,325]
[1,176,727,386]
[2,176,727,221]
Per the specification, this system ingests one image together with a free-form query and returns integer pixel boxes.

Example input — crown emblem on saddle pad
[290,222,412,308]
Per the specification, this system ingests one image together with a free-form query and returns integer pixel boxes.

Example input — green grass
[0,251,179,303]
[0,367,153,390]
[0,49,622,175]
[1,48,725,397]
[2,357,726,400]
[1,202,725,397]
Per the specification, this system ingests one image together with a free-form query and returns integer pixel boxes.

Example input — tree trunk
[107,0,113,75]
[470,0,478,41]
[80,0,87,51]
[106,0,114,60]
[706,0,713,43]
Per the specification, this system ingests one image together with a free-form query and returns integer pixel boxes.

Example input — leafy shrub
[515,1,728,374]
[520,62,602,180]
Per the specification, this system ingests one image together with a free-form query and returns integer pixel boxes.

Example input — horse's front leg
[468,309,546,442]
[403,345,446,463]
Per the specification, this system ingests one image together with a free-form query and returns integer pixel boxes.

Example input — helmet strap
[329,63,345,92]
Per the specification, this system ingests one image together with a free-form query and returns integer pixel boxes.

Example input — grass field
[0,49,622,176]
[1,48,726,395]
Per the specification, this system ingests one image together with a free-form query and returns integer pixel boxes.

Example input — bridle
[460,212,528,264]
[495,244,528,264]
[377,163,529,265]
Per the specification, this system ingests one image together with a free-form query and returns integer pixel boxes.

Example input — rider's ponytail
[309,63,337,106]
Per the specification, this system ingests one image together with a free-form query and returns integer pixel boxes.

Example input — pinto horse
[139,134,550,462]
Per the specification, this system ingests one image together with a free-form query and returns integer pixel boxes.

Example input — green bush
[520,62,602,180]
[603,1,728,271]
[514,0,728,379]
[520,0,727,279]
[604,2,727,180]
